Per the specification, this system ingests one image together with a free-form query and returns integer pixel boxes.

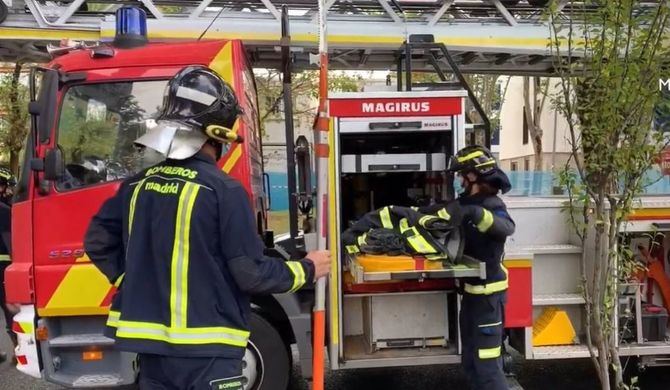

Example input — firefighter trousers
[460,291,508,390]
[138,354,244,390]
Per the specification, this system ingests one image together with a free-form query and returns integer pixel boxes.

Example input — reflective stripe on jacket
[85,152,314,358]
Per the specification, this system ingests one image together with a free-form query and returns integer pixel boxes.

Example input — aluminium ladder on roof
[0,1,663,73]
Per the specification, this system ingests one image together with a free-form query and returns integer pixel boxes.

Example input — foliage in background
[254,70,363,135]
[0,62,29,175]
[549,0,670,388]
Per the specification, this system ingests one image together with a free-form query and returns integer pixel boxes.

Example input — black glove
[460,204,483,225]
[360,228,408,256]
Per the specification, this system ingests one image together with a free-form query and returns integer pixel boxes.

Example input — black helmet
[0,167,16,187]
[136,66,243,160]
[448,145,511,194]
[156,65,242,142]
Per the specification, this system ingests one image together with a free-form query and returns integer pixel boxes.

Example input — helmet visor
[135,120,208,160]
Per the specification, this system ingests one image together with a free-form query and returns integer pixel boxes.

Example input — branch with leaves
[550,1,670,389]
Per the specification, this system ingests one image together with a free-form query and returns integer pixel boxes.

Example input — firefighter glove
[359,228,408,256]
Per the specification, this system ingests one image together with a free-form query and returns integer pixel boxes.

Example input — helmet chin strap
[459,176,473,196]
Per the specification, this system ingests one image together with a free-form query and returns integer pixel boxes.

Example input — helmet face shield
[134,120,208,160]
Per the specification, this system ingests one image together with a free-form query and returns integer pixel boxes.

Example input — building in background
[498,76,573,173]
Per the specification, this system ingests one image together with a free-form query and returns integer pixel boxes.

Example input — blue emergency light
[113,6,148,49]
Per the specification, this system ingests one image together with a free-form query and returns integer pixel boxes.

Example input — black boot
[0,349,7,363]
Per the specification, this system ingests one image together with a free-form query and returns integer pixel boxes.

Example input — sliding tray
[346,253,486,284]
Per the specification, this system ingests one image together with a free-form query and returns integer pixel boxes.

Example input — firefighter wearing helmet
[449,145,514,390]
[85,66,331,389]
[0,167,15,364]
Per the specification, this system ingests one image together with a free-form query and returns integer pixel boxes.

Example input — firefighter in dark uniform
[0,167,16,363]
[449,146,515,390]
[84,66,331,389]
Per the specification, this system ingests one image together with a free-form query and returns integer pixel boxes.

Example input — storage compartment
[342,291,461,364]
[341,153,446,173]
[363,292,449,351]
[340,172,451,228]
[340,131,451,155]
[641,304,668,342]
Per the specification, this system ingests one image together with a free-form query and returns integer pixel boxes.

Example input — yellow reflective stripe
[379,207,394,229]
[478,346,501,359]
[399,218,437,253]
[475,160,496,168]
[286,261,306,292]
[418,215,434,227]
[477,209,494,232]
[128,179,146,233]
[0,254,10,262]
[478,321,503,328]
[107,310,120,328]
[405,227,436,254]
[114,321,249,347]
[113,273,125,287]
[437,208,451,220]
[346,245,360,254]
[357,233,367,246]
[457,150,484,163]
[464,263,509,294]
[410,206,419,211]
[170,182,201,329]
[107,312,249,347]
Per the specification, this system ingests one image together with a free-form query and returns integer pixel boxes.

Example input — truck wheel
[244,312,291,390]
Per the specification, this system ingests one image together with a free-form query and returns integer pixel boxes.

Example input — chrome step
[533,293,585,306]
[49,333,114,348]
[507,244,582,256]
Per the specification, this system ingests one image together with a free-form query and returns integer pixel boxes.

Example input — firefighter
[0,167,15,363]
[448,145,515,390]
[84,66,331,389]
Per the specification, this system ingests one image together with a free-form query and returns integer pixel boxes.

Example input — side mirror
[44,147,64,181]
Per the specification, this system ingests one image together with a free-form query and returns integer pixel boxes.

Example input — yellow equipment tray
[346,253,486,284]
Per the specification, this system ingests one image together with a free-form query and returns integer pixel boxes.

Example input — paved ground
[2,311,670,390]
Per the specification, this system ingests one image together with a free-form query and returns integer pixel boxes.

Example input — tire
[245,312,291,390]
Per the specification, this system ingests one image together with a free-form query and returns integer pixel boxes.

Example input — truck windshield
[56,80,168,191]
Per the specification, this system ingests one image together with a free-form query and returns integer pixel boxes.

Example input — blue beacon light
[113,6,148,49]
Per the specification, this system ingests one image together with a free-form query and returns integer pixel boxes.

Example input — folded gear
[343,204,462,261]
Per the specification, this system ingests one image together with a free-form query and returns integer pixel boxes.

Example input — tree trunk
[9,151,19,175]
[523,76,545,171]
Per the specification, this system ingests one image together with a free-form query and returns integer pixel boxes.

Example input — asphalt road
[2,312,670,390]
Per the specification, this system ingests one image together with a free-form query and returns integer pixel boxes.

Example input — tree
[523,76,549,171]
[0,62,29,175]
[463,74,511,146]
[550,1,670,389]
[254,69,363,135]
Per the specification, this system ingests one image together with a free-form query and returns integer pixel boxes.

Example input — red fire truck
[3,35,288,388]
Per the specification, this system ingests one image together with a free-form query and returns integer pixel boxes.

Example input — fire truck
[6,2,670,390]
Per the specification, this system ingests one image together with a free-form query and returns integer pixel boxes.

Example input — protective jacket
[342,205,459,260]
[451,194,514,294]
[85,152,314,358]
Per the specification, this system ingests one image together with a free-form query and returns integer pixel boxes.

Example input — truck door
[32,79,168,317]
